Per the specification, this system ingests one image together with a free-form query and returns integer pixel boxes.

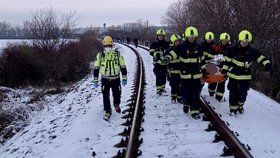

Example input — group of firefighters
[93,26,272,120]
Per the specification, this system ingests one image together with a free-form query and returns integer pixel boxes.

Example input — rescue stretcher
[201,54,227,83]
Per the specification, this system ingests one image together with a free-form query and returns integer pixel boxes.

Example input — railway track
[112,44,253,158]
[138,45,253,158]
[113,43,146,158]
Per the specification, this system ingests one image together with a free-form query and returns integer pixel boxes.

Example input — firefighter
[206,32,231,102]
[201,32,216,92]
[93,36,127,120]
[202,32,216,58]
[165,34,182,103]
[222,30,272,115]
[149,29,170,95]
[163,27,206,119]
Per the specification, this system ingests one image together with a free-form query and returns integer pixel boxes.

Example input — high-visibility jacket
[93,49,127,81]
[222,43,271,80]
[149,40,170,65]
[201,40,216,60]
[165,45,180,74]
[166,40,206,80]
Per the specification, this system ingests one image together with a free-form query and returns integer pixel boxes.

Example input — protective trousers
[153,65,167,92]
[227,78,249,111]
[181,79,201,114]
[208,80,226,101]
[169,73,181,99]
[101,78,121,112]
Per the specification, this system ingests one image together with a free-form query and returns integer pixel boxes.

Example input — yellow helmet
[102,36,113,46]
[205,32,215,40]
[170,34,181,44]
[219,33,230,41]
[239,30,252,42]
[185,26,198,38]
[156,29,166,36]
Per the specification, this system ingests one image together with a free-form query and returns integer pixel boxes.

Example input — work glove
[202,68,209,77]
[162,58,169,65]
[155,53,161,61]
[122,79,127,86]
[265,64,273,75]
[220,69,228,76]
[93,81,99,88]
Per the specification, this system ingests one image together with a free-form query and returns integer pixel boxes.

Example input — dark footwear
[103,111,112,121]
[114,105,121,113]
[183,105,189,113]
[191,113,201,120]
[215,96,223,102]
[209,93,214,97]
[238,107,244,114]
[157,91,162,95]
[229,109,237,116]
[177,97,183,103]
[171,96,177,103]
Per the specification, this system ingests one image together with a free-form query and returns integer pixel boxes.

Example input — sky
[0,0,174,27]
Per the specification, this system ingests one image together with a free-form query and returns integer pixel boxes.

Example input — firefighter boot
[114,104,121,113]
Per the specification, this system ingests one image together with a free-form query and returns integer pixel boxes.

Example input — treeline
[164,0,280,102]
[105,19,163,45]
[0,22,25,39]
[0,8,101,87]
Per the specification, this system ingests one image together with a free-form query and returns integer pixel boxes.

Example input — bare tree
[163,0,191,34]
[23,8,78,85]
[24,8,78,53]
[0,21,11,31]
[163,0,280,101]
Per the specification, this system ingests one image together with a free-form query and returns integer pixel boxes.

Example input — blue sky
[0,0,174,27]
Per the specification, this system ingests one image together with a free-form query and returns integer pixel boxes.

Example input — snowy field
[0,43,279,158]
[0,43,136,158]
[0,39,30,53]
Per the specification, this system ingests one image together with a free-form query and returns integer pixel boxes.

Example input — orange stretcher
[202,74,226,83]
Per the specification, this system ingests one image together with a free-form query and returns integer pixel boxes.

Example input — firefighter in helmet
[222,30,272,115]
[163,27,206,119]
[149,29,170,95]
[93,36,127,120]
[206,32,231,102]
[165,34,182,103]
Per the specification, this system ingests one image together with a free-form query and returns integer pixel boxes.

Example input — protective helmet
[102,36,113,46]
[219,33,231,41]
[170,34,181,44]
[205,32,215,40]
[239,30,252,42]
[156,29,166,36]
[185,26,198,38]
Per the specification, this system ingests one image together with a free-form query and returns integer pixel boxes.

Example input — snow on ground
[138,45,280,158]
[201,83,280,158]
[0,39,30,54]
[137,46,225,158]
[1,43,280,158]
[0,43,136,158]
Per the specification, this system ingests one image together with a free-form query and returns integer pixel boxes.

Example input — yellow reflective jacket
[93,49,127,81]
[222,43,271,80]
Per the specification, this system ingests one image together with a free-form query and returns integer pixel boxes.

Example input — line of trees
[164,0,280,102]
[0,22,24,38]
[0,8,101,87]
[105,19,162,45]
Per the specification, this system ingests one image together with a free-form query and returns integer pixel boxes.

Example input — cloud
[0,0,174,27]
